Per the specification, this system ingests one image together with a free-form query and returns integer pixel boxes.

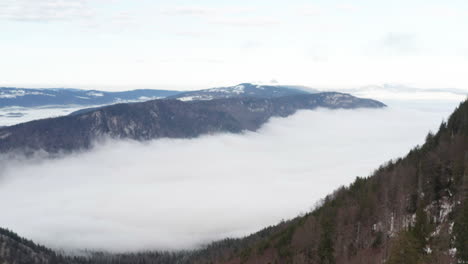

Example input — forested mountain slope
[0,228,69,264]
[188,98,468,264]
[0,92,384,154]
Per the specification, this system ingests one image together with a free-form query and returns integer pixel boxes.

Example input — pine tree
[454,201,468,262]
[387,231,421,264]
[411,205,430,254]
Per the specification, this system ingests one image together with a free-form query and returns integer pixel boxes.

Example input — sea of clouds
[0,96,464,252]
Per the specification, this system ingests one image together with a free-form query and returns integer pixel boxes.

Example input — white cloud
[160,6,278,28]
[2,1,468,89]
[381,32,417,53]
[335,4,359,12]
[0,98,461,252]
[161,6,218,16]
[299,4,324,16]
[422,4,467,18]
[300,3,359,16]
[0,0,94,22]
[209,17,280,27]
[160,6,255,17]
[172,31,215,38]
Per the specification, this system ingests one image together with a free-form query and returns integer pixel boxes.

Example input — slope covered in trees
[187,98,468,264]
[0,92,384,154]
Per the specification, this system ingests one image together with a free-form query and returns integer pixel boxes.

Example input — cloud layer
[0,101,461,252]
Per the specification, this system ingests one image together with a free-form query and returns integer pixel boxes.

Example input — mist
[0,99,462,252]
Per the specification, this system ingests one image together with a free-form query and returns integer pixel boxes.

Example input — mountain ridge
[167,83,318,101]
[0,92,385,154]
[0,83,317,108]
[0,87,181,108]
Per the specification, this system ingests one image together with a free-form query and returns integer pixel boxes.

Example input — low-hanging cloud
[0,100,461,253]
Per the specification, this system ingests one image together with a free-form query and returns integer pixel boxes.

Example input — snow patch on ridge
[0,90,55,98]
[87,92,104,97]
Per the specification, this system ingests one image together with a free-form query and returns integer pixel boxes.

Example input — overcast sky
[1,0,468,90]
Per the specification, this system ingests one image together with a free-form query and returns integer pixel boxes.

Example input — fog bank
[0,100,462,252]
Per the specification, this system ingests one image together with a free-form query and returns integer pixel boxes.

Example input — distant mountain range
[347,84,468,95]
[0,92,385,154]
[0,84,319,108]
[0,84,323,127]
[2,84,465,110]
[68,83,319,116]
[167,83,318,101]
[0,87,180,107]
[338,84,468,101]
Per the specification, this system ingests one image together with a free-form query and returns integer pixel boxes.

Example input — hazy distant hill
[0,87,181,107]
[0,84,319,127]
[339,84,468,102]
[0,92,384,154]
[0,83,318,108]
[69,83,318,116]
[168,83,318,101]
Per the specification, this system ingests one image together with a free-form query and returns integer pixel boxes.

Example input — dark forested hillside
[0,228,70,264]
[184,98,468,264]
[0,92,384,154]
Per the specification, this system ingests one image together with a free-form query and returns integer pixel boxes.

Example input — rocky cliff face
[0,92,385,154]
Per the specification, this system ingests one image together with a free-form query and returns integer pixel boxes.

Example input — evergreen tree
[387,231,422,264]
[454,201,468,262]
[318,209,336,264]
[411,205,430,254]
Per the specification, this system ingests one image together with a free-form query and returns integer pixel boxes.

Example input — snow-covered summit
[169,83,318,101]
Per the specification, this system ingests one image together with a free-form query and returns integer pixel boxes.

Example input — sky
[0,97,462,252]
[1,0,468,91]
